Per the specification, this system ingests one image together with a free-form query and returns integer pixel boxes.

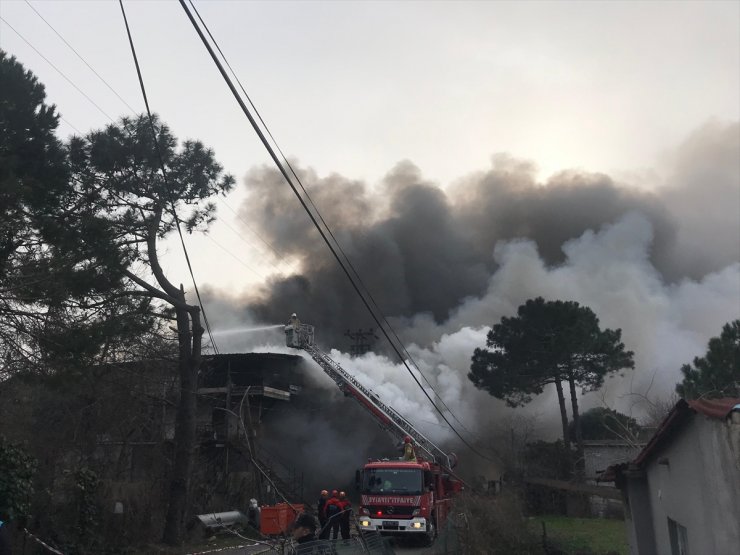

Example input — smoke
[202,121,739,484]
[239,123,738,348]
[653,120,740,279]
[255,357,394,498]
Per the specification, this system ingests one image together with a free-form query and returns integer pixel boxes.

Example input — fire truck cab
[356,459,462,544]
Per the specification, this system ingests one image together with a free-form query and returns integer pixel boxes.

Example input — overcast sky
[1,0,738,293]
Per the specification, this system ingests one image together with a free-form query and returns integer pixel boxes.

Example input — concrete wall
[701,412,740,551]
[584,443,642,482]
[625,474,656,555]
[584,443,641,518]
[642,414,740,554]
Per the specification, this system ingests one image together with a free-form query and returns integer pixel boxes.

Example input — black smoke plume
[236,122,738,350]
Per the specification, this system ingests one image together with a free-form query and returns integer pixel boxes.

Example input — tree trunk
[162,291,202,545]
[568,375,585,481]
[554,379,570,449]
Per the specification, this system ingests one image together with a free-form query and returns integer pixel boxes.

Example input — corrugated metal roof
[599,397,740,481]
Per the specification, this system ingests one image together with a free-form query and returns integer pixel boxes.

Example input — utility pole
[344,328,379,356]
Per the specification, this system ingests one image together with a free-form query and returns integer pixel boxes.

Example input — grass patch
[532,516,628,555]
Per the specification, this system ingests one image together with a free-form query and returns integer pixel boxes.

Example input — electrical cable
[178,0,496,463]
[185,0,484,448]
[185,1,308,277]
[205,234,271,281]
[17,2,292,288]
[0,11,289,356]
[60,116,82,135]
[213,211,293,276]
[117,0,219,354]
[217,199,300,274]
[185,0,489,457]
[185,0,478,440]
[24,0,287,280]
[0,16,116,122]
[1,11,119,137]
[23,0,139,114]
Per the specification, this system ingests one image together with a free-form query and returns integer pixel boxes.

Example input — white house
[601,398,740,555]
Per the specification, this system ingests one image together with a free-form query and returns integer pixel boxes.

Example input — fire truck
[285,320,464,544]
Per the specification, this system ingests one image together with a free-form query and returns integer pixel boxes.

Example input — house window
[668,518,689,555]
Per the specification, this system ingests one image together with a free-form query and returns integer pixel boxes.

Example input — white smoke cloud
[398,213,738,423]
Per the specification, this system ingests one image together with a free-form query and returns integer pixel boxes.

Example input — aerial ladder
[285,320,457,473]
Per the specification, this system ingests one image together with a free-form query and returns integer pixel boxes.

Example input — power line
[0,16,116,122]
[24,0,303,281]
[117,0,218,354]
[184,0,482,448]
[217,199,300,274]
[59,116,82,135]
[184,0,481,451]
[23,0,139,114]
[178,0,496,463]
[185,0,474,437]
[181,2,307,276]
[213,208,295,276]
[2,5,288,348]
[205,235,271,282]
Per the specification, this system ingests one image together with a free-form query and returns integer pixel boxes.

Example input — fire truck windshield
[362,468,423,495]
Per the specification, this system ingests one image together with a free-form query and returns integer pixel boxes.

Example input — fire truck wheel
[422,514,437,546]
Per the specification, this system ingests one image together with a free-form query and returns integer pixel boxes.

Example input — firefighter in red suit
[338,491,352,540]
[323,490,342,540]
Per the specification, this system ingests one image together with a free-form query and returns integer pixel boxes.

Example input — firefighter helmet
[404,436,412,444]
[320,489,328,496]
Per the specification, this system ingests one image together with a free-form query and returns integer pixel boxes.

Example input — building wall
[625,475,655,555]
[584,443,641,518]
[701,412,740,551]
[584,443,643,482]
[643,415,740,554]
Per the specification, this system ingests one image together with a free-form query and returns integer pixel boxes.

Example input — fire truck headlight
[412,509,420,516]
[411,522,423,529]
[360,520,370,527]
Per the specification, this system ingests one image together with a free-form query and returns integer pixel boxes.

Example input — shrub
[453,490,539,554]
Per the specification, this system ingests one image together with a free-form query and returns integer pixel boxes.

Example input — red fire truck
[286,319,465,543]
[357,458,463,543]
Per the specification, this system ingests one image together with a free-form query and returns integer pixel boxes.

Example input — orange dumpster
[259,503,305,535]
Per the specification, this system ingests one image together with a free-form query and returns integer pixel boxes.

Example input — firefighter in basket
[402,435,417,462]
[285,313,302,348]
